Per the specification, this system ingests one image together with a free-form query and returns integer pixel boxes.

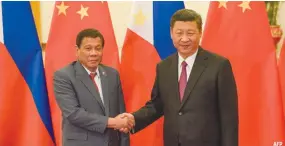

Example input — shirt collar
[178,49,198,67]
[82,64,100,78]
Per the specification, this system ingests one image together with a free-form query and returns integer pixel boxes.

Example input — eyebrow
[176,29,197,32]
[83,44,102,47]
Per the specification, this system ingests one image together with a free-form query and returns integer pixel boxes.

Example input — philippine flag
[120,1,184,146]
[0,2,55,146]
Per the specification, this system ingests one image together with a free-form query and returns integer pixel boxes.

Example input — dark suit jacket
[133,48,238,146]
[53,61,129,146]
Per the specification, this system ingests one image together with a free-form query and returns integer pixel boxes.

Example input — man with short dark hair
[53,28,131,146]
[121,9,238,146]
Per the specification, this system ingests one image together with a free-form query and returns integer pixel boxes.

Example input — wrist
[107,118,116,128]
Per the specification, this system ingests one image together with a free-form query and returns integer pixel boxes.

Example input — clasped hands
[108,113,135,133]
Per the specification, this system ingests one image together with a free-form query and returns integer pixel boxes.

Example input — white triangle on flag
[128,2,153,45]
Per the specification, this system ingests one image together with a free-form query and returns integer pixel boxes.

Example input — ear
[170,27,173,39]
[198,29,203,38]
[75,45,79,57]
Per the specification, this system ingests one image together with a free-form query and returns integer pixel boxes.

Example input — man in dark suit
[53,28,131,146]
[121,9,238,146]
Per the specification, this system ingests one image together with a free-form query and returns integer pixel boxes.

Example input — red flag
[44,2,119,146]
[201,2,285,146]
[279,39,285,124]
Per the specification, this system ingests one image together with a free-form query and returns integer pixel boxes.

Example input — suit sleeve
[116,72,130,146]
[217,59,238,146]
[53,70,108,134]
[132,64,164,133]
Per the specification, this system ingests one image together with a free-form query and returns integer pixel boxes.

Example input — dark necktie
[179,61,188,101]
[89,72,99,91]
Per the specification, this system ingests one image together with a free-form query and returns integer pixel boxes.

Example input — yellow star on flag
[56,2,69,16]
[77,4,89,20]
[238,1,251,13]
[134,9,146,26]
[218,1,228,9]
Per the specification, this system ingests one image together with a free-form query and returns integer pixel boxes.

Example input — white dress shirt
[178,50,198,81]
[83,65,104,104]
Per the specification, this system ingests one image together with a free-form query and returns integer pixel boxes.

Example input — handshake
[108,113,135,133]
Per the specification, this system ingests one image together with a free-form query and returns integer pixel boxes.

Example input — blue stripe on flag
[153,1,185,60]
[2,1,55,143]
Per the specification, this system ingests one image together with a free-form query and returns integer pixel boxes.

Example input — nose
[89,49,98,55]
[180,34,190,42]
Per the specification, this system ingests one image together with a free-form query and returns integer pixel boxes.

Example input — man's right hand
[107,114,134,131]
[118,113,135,133]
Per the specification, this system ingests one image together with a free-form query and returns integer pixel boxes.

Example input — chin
[180,49,192,54]
[179,51,193,57]
[88,63,98,68]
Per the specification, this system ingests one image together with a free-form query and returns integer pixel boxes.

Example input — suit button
[178,112,182,116]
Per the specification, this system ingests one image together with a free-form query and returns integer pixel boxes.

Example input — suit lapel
[180,48,208,110]
[98,66,110,117]
[75,62,106,114]
[168,54,182,107]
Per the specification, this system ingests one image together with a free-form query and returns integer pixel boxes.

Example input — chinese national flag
[44,2,119,146]
[279,39,285,127]
[201,1,285,146]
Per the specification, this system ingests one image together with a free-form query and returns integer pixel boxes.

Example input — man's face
[76,37,103,72]
[170,21,202,58]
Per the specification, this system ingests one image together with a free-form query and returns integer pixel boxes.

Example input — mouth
[89,60,98,63]
[180,45,191,48]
